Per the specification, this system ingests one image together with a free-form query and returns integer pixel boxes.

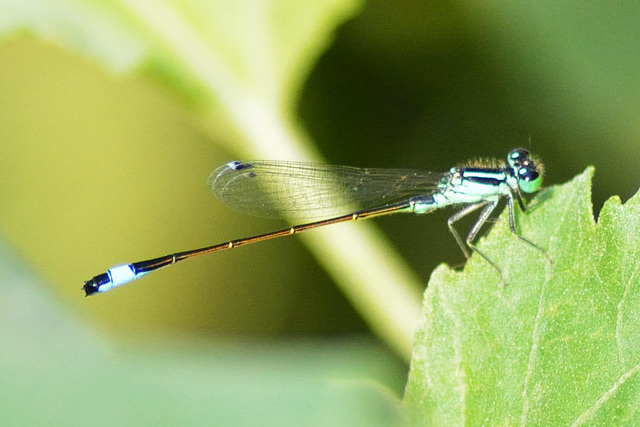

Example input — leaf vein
[520,180,575,425]
[570,361,640,426]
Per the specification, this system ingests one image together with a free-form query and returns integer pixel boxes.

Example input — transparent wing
[208,160,443,219]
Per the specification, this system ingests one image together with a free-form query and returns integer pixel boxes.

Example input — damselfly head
[508,148,544,194]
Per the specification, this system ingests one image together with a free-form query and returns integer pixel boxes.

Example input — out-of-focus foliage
[0,239,405,426]
[0,0,415,424]
[3,0,427,360]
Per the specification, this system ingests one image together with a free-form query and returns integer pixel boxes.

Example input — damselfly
[83,148,543,296]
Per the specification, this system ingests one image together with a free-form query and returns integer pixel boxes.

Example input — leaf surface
[405,168,640,425]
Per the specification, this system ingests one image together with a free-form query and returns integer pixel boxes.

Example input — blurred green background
[1,0,639,424]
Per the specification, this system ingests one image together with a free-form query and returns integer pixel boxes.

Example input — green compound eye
[518,169,542,193]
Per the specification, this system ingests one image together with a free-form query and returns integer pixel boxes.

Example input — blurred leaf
[457,1,640,196]
[404,168,640,425]
[0,0,358,112]
[0,240,407,426]
[0,0,424,361]
[0,0,367,156]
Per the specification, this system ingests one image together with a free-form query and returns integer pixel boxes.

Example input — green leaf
[405,168,640,425]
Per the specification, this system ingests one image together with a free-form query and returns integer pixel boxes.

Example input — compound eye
[508,148,530,168]
[518,168,542,193]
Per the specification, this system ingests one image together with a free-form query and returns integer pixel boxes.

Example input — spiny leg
[514,189,527,212]
[462,201,505,276]
[447,200,506,282]
[507,194,544,252]
[515,187,547,213]
[447,202,488,259]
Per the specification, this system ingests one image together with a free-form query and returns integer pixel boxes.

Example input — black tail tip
[83,280,99,297]
[82,272,111,297]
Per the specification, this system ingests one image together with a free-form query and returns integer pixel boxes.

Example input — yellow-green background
[1,1,639,425]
